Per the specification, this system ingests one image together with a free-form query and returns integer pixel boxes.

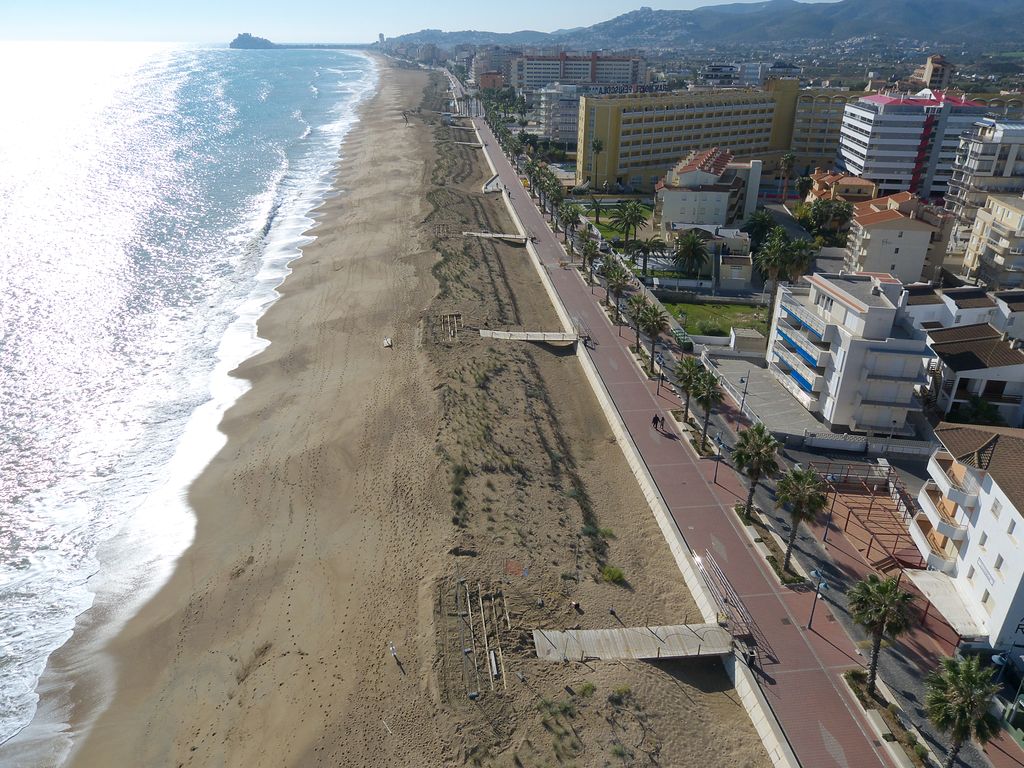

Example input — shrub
[847,669,867,684]
[608,685,632,705]
[577,681,596,698]
[601,565,626,584]
[913,744,928,760]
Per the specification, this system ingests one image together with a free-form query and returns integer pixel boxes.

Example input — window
[980,531,989,548]
[1009,519,1016,537]
[898,231,904,238]
[894,248,899,255]
[993,499,1003,519]
[995,554,1004,572]
[983,589,995,614]
[968,565,976,581]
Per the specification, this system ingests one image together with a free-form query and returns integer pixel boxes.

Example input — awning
[905,570,988,638]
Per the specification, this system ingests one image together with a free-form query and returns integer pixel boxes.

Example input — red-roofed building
[837,88,990,199]
[845,193,953,283]
[654,147,762,230]
[805,168,877,203]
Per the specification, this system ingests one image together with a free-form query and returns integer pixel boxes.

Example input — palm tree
[847,575,915,698]
[590,196,604,226]
[636,236,666,277]
[731,423,780,520]
[796,175,813,201]
[627,294,651,352]
[926,655,1001,768]
[610,200,647,245]
[590,137,605,181]
[675,356,703,423]
[776,467,827,573]
[784,239,818,284]
[742,209,776,252]
[604,262,631,324]
[559,202,583,245]
[779,151,796,202]
[693,369,723,451]
[674,231,710,278]
[581,237,599,285]
[754,226,792,309]
[639,304,671,376]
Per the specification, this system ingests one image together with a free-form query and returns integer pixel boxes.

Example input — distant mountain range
[388,0,1024,48]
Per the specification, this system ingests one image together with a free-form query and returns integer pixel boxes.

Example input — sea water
[0,41,376,745]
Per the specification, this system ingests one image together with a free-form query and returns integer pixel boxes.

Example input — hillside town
[381,30,1024,768]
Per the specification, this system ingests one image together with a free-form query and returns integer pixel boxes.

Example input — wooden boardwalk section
[479,329,578,345]
[463,231,528,244]
[533,624,732,661]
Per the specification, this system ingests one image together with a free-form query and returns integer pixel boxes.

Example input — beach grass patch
[601,565,626,584]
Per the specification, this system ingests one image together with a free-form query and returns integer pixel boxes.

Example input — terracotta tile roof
[853,191,915,216]
[854,208,907,226]
[673,147,734,177]
[928,323,1024,372]
[934,422,1024,510]
[942,287,996,309]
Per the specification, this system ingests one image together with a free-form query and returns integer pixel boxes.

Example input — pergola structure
[808,461,961,653]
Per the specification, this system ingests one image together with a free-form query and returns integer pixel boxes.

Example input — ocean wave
[0,45,378,753]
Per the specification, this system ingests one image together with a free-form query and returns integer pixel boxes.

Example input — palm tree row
[672,357,723,451]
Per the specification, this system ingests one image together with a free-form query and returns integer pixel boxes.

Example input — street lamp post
[656,353,666,396]
[739,370,751,414]
[714,432,725,485]
[807,569,830,630]
[822,491,839,545]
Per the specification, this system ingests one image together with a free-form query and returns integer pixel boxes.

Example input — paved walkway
[474,118,897,768]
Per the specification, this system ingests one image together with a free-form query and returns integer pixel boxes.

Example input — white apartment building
[536,83,582,143]
[767,273,930,434]
[845,193,937,283]
[965,194,1024,289]
[906,423,1024,650]
[946,120,1024,265]
[510,53,646,91]
[925,323,1024,427]
[696,61,801,89]
[653,147,761,230]
[836,91,990,199]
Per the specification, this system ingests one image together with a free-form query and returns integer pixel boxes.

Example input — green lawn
[585,204,653,241]
[662,301,768,338]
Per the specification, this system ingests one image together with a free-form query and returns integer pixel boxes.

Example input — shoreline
[0,53,420,766]
[4,58,771,767]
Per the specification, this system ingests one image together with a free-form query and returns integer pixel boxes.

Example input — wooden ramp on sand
[463,231,528,245]
[533,624,732,662]
[479,330,578,345]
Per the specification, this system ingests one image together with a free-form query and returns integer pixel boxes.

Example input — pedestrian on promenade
[652,414,660,430]
[659,416,665,431]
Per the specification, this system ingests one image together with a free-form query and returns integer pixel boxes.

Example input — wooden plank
[532,624,732,661]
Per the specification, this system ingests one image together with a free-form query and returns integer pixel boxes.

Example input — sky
[1,0,838,43]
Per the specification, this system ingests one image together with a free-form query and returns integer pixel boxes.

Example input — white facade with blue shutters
[767,273,931,434]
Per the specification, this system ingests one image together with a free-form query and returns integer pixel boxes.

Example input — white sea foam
[0,44,377,757]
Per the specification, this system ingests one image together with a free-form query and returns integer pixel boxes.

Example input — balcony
[918,482,969,540]
[770,363,820,412]
[780,294,827,338]
[776,324,830,368]
[929,453,980,508]
[909,514,957,575]
[773,342,826,391]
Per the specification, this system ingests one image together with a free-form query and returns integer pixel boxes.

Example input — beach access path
[473,117,899,768]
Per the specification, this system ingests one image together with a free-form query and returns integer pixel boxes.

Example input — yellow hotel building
[577,80,1024,194]
[577,80,869,192]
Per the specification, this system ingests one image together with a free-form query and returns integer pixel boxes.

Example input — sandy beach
[8,58,769,768]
